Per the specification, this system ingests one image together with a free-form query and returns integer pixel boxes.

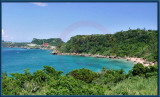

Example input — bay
[2,47,134,75]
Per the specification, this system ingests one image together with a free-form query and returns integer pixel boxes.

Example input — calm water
[2,47,134,75]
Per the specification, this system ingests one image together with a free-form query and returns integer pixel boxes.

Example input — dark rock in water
[51,50,58,55]
[51,53,58,55]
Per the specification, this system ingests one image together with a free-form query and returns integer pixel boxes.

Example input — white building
[27,43,37,46]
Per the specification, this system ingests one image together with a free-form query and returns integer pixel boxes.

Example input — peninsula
[53,29,158,67]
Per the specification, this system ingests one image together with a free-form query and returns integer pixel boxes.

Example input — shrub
[2,65,158,95]
[104,69,126,83]
[132,63,146,76]
[33,70,47,83]
[68,68,99,83]
[132,63,158,78]
[42,66,63,79]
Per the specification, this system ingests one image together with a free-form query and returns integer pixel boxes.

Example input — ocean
[2,47,134,76]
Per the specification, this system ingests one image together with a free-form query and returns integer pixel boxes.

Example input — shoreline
[3,46,53,50]
[3,47,156,67]
[54,52,156,67]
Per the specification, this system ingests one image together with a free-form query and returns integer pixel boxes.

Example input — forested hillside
[59,29,158,62]
[31,38,64,46]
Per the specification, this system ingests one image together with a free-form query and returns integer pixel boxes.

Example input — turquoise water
[2,47,134,75]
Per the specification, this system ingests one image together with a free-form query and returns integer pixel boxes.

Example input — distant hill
[2,41,29,47]
[31,38,64,46]
[59,29,158,62]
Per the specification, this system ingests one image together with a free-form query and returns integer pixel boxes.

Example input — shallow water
[2,47,134,75]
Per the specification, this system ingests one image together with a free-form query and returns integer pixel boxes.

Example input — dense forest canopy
[58,29,158,62]
[31,38,64,46]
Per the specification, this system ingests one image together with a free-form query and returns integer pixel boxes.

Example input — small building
[43,43,49,47]
[27,43,37,46]
[50,46,56,49]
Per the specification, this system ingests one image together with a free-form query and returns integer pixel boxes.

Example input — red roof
[43,43,49,46]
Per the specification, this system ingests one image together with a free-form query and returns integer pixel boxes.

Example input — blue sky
[2,2,157,42]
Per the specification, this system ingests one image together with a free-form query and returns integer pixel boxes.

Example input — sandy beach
[125,57,155,66]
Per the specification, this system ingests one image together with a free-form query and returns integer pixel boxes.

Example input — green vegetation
[2,29,158,95]
[2,63,158,95]
[59,29,158,62]
[68,68,99,83]
[2,41,29,47]
[31,38,64,46]
[2,38,64,48]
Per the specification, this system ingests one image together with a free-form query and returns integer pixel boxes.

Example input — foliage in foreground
[2,63,158,95]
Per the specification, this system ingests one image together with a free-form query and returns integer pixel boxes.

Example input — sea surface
[2,47,134,76]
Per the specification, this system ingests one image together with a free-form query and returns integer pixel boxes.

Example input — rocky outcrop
[51,50,58,55]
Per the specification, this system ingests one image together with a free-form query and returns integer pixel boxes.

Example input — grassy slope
[103,76,157,95]
[15,76,158,95]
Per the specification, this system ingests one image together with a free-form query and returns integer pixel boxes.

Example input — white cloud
[31,2,48,7]
[2,29,4,36]
[2,29,8,38]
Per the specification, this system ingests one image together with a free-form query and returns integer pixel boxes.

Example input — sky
[2,2,157,42]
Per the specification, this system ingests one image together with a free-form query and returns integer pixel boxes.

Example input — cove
[2,47,134,75]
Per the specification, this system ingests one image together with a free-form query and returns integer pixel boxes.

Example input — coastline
[3,47,156,67]
[54,52,156,67]
[3,46,53,50]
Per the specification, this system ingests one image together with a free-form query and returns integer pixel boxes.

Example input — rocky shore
[51,52,156,67]
[5,46,156,67]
